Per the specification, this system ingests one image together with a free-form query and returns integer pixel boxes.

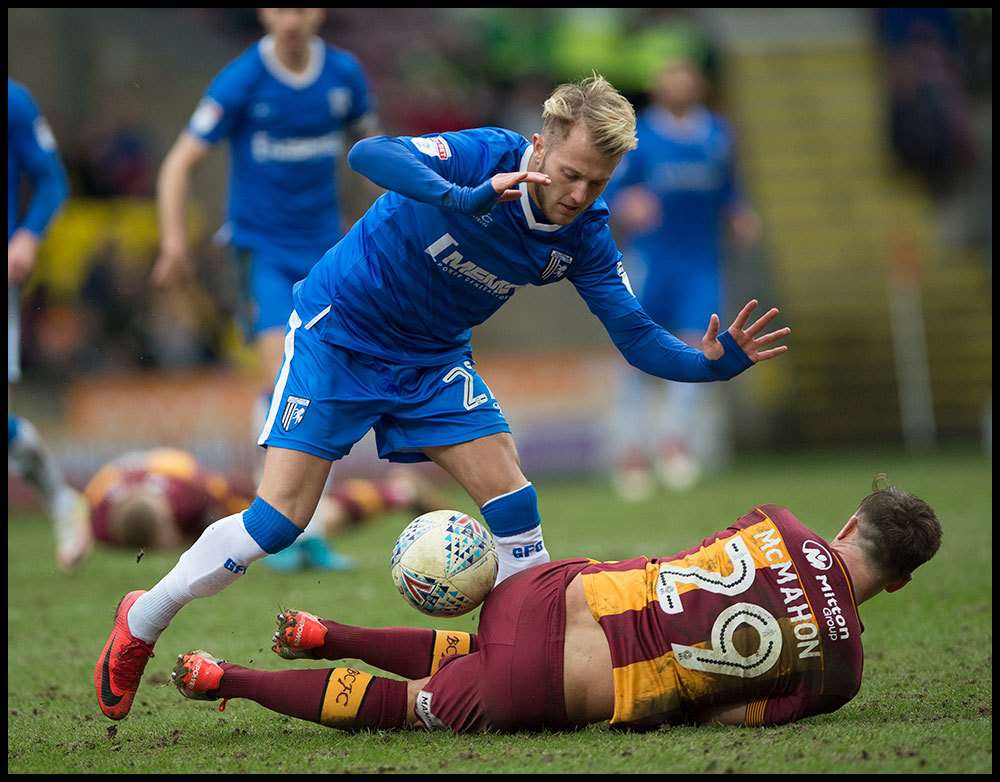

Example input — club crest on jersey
[281,396,311,432]
[542,249,574,280]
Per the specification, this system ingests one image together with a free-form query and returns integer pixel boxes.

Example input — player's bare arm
[7,228,41,285]
[695,702,749,726]
[152,131,211,286]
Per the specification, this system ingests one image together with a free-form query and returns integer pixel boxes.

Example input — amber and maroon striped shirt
[580,505,864,728]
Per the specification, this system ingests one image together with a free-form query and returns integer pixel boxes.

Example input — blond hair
[541,73,637,159]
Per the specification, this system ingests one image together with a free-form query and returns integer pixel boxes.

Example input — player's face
[259,8,325,47]
[653,59,705,113]
[530,123,621,225]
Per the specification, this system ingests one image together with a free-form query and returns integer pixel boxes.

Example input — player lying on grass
[82,447,446,570]
[96,72,791,721]
[172,483,940,732]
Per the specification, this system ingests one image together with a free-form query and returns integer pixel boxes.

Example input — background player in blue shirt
[8,78,92,572]
[151,8,378,571]
[606,56,762,497]
[96,74,790,721]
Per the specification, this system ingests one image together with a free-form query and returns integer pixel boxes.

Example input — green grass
[7,448,992,773]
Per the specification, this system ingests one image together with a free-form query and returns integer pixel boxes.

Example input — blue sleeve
[9,85,68,237]
[569,221,753,382]
[342,53,374,125]
[717,119,748,211]
[186,55,254,145]
[603,143,645,207]
[347,128,522,215]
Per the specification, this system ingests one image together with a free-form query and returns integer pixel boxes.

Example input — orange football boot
[272,609,327,659]
[94,591,155,720]
[172,650,226,700]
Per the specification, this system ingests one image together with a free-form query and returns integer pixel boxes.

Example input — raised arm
[347,130,550,216]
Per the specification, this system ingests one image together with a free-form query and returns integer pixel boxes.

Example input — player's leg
[414,559,593,732]
[609,367,656,502]
[8,286,91,571]
[375,359,547,584]
[255,327,349,572]
[94,446,332,720]
[177,561,595,734]
[172,650,422,730]
[95,311,371,720]
[245,249,348,572]
[655,273,725,490]
[426,433,548,584]
[272,608,476,679]
[656,376,705,491]
[8,413,92,570]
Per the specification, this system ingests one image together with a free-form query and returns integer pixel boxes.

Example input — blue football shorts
[640,267,721,335]
[232,242,331,339]
[257,310,510,463]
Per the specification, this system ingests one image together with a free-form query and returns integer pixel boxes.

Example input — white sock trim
[481,482,533,509]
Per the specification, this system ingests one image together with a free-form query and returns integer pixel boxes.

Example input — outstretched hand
[490,171,551,203]
[701,299,790,363]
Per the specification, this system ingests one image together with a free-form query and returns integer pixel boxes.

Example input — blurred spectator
[605,53,761,499]
[878,8,976,199]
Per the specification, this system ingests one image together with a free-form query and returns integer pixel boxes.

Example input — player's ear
[885,575,911,593]
[532,133,545,158]
[834,515,860,542]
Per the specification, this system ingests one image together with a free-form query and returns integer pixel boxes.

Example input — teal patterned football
[391,510,498,617]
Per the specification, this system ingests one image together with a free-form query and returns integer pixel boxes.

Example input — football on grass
[390,510,498,617]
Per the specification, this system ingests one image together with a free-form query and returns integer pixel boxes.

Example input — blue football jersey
[8,79,68,240]
[294,127,642,366]
[187,35,373,250]
[609,106,744,277]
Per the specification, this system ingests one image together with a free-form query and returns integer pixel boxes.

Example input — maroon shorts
[417,558,591,733]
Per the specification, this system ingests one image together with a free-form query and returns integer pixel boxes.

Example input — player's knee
[256,450,331,525]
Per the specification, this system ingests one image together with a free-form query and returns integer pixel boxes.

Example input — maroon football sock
[318,621,477,679]
[217,664,407,730]
[217,665,329,723]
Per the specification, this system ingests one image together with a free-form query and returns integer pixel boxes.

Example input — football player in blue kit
[8,78,92,572]
[96,73,790,721]
[152,7,379,571]
[606,56,763,496]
